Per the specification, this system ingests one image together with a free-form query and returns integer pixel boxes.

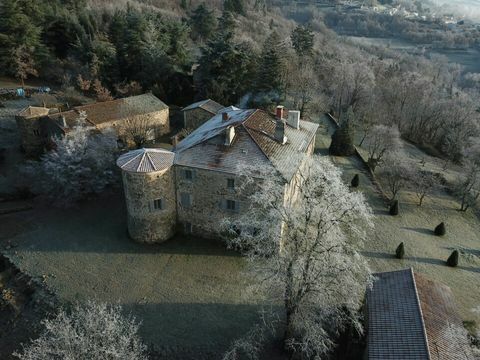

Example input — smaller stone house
[366,268,474,360]
[181,99,226,130]
[16,93,169,157]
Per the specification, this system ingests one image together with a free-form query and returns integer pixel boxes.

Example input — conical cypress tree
[389,200,399,216]
[434,222,446,236]
[351,174,360,188]
[447,250,459,267]
[395,242,405,259]
[329,107,356,156]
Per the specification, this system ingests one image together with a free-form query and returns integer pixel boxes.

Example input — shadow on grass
[401,227,434,236]
[119,302,284,360]
[361,251,393,260]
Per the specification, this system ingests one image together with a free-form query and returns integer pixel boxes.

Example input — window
[226,199,236,211]
[227,178,235,189]
[153,199,163,210]
[180,193,192,208]
[33,129,40,136]
[184,222,192,234]
[184,169,193,180]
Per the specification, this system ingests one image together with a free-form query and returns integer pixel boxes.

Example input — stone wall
[15,115,45,157]
[98,108,170,146]
[183,108,214,130]
[122,167,177,243]
[174,165,261,238]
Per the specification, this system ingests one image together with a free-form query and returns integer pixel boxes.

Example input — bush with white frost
[222,154,373,358]
[14,301,148,360]
[25,116,119,207]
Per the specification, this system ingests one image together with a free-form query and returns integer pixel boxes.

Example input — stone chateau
[16,93,169,157]
[117,105,319,243]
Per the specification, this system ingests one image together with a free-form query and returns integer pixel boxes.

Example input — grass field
[314,115,480,325]
[1,195,268,359]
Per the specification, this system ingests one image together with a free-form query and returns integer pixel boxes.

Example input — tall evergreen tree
[197,16,257,105]
[224,0,246,16]
[253,32,285,106]
[0,0,44,77]
[291,24,314,57]
[190,3,216,41]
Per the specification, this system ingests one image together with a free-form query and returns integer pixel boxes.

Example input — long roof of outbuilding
[174,107,318,181]
[50,93,168,127]
[366,268,474,360]
[181,99,224,114]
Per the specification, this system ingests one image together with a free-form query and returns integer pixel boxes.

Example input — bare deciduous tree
[365,125,402,172]
[223,155,373,358]
[14,45,38,89]
[24,115,118,207]
[14,301,147,360]
[378,155,412,201]
[410,169,439,206]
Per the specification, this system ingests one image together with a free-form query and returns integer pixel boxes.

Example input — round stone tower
[117,148,176,244]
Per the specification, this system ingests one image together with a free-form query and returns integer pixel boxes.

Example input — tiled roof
[181,99,224,114]
[17,106,50,118]
[367,269,474,360]
[415,273,474,360]
[58,93,167,126]
[117,148,174,173]
[174,108,318,181]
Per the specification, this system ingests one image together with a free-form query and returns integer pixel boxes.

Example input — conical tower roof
[116,148,174,173]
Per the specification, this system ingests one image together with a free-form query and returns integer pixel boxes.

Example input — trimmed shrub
[434,222,446,236]
[351,174,360,188]
[395,242,405,259]
[389,200,399,216]
[447,250,459,267]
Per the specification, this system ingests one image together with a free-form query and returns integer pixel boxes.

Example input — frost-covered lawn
[0,195,265,359]
[315,115,480,324]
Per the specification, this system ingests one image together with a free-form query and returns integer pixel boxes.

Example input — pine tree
[434,222,446,236]
[395,242,405,259]
[224,0,246,16]
[329,107,356,156]
[190,4,216,41]
[197,17,257,104]
[253,32,285,106]
[446,250,459,267]
[291,24,314,57]
[351,174,360,188]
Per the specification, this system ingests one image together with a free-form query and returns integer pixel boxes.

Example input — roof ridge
[410,267,432,360]
[145,152,156,171]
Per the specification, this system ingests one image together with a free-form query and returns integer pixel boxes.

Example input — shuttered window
[180,193,192,208]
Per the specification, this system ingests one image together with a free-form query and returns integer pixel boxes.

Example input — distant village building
[366,268,474,360]
[181,99,227,130]
[16,93,169,157]
[117,106,318,243]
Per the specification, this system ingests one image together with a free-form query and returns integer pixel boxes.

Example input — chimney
[276,105,284,120]
[287,110,300,130]
[61,115,67,128]
[274,119,287,145]
[172,135,178,147]
[222,112,229,122]
[225,126,235,146]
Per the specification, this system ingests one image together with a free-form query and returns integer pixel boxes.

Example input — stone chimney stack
[276,105,284,120]
[287,110,300,130]
[274,119,287,145]
[222,112,229,122]
[61,115,67,128]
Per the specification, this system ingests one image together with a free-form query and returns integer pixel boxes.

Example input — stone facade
[122,168,176,243]
[183,108,215,130]
[15,107,50,157]
[118,106,319,244]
